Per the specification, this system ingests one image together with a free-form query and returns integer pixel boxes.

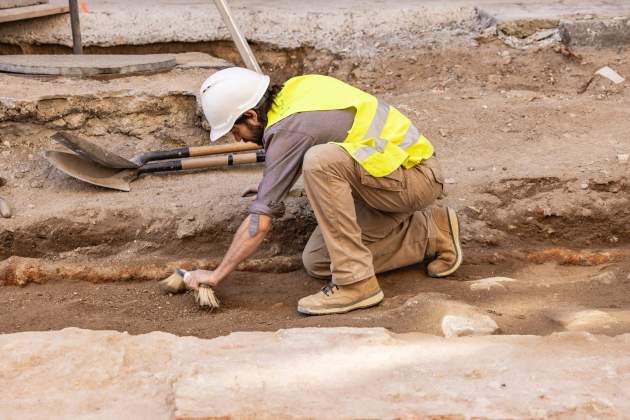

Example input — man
[183,67,462,315]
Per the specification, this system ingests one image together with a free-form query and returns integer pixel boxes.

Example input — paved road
[1,0,630,53]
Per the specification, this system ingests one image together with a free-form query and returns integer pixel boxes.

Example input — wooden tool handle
[138,150,265,174]
[135,142,261,165]
[188,142,261,156]
[182,150,265,170]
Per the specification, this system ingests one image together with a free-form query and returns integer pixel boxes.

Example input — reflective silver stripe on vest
[366,100,390,152]
[400,124,420,150]
[353,99,423,162]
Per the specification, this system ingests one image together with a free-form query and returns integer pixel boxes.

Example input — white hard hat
[199,67,271,142]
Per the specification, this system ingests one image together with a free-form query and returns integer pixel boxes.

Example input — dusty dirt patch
[1,40,629,337]
[1,251,628,337]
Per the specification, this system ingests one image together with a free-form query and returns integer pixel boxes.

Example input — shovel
[45,149,265,192]
[52,131,261,169]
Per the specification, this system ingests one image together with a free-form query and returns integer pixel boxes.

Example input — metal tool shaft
[213,0,261,73]
[68,0,83,54]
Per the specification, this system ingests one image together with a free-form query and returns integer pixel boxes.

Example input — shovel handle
[135,142,261,165]
[138,150,265,174]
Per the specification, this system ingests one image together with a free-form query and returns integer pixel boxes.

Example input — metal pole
[212,0,261,73]
[69,0,82,54]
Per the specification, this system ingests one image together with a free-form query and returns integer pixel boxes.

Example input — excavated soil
[1,39,629,337]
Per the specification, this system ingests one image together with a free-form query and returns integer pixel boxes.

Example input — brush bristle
[158,271,187,294]
[195,284,220,310]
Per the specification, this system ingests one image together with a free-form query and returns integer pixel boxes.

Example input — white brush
[178,268,220,310]
[195,283,221,310]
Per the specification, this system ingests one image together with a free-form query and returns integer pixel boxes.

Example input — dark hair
[235,84,283,127]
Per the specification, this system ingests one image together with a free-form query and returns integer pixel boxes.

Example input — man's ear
[244,109,259,124]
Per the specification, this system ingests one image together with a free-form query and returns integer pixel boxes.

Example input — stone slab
[0,327,629,419]
[0,2,64,23]
[0,0,46,10]
[561,17,630,47]
[0,54,177,76]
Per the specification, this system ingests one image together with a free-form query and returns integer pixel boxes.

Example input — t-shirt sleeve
[248,128,316,218]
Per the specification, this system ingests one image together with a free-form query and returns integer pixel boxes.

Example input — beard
[244,120,265,146]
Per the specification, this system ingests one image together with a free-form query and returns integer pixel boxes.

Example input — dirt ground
[1,37,629,337]
[1,251,628,337]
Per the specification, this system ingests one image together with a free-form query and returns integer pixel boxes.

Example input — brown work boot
[297,276,384,315]
[426,206,463,277]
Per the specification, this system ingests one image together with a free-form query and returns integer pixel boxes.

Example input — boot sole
[297,290,385,316]
[429,207,463,278]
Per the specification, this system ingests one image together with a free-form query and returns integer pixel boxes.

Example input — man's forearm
[212,214,271,284]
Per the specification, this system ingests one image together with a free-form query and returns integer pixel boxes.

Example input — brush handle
[134,142,261,165]
[137,150,265,174]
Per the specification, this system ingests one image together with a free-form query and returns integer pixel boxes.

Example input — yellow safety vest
[266,75,434,177]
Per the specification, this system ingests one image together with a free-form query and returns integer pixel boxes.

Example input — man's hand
[183,269,219,290]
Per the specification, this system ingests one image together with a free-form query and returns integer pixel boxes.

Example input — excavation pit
[0,42,629,338]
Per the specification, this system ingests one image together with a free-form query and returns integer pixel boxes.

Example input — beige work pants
[301,144,445,285]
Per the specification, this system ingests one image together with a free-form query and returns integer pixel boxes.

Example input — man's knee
[303,144,351,175]
[302,245,332,280]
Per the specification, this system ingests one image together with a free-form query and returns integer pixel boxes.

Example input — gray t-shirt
[249,109,355,217]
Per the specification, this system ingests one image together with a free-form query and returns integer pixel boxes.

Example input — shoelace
[321,282,339,296]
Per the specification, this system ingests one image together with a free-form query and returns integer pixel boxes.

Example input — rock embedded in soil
[469,276,516,291]
[1,327,629,419]
[546,307,630,335]
[379,293,500,337]
[441,314,499,337]
[589,270,619,285]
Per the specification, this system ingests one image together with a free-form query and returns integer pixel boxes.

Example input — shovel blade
[45,150,137,192]
[52,132,139,169]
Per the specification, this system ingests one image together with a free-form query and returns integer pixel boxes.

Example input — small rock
[438,128,449,137]
[51,118,67,128]
[580,183,589,190]
[64,113,87,129]
[187,215,196,222]
[617,154,629,163]
[29,180,43,189]
[590,271,617,285]
[0,197,11,218]
[444,178,456,184]
[441,314,499,338]
[27,204,35,209]
[470,277,516,291]
[2,141,10,147]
